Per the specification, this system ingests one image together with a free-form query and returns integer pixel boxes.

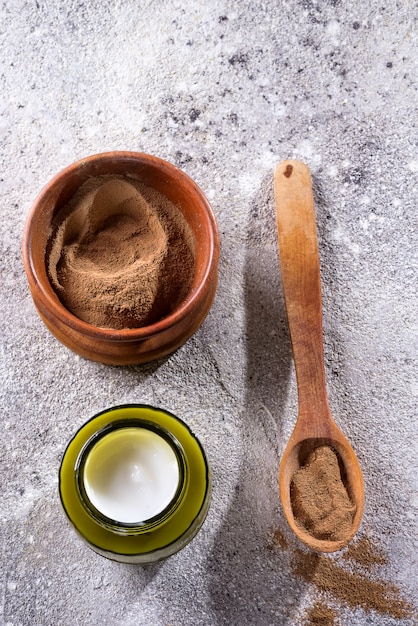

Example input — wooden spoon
[274,159,364,552]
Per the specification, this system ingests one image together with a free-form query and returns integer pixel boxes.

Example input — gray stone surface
[1,1,417,624]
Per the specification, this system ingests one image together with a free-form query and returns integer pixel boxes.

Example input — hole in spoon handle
[274,160,327,415]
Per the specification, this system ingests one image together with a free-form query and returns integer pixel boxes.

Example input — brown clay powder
[291,547,414,619]
[271,531,415,621]
[47,176,195,329]
[290,446,355,541]
[304,601,337,625]
[270,528,288,550]
[342,536,387,569]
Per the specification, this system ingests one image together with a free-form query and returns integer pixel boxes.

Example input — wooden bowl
[22,151,220,365]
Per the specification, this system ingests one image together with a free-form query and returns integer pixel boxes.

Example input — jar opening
[76,420,185,531]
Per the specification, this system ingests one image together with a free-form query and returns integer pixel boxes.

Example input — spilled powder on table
[342,535,387,569]
[303,602,338,626]
[47,175,195,330]
[291,546,413,619]
[269,532,415,623]
[271,528,288,550]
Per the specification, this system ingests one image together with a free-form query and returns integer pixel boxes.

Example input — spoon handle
[274,160,329,419]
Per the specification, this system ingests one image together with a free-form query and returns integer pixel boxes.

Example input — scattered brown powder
[290,446,356,541]
[47,175,195,329]
[342,536,387,569]
[270,531,415,622]
[291,548,414,620]
[271,528,288,549]
[304,601,337,626]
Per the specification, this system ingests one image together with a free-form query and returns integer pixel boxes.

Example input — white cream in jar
[83,427,180,524]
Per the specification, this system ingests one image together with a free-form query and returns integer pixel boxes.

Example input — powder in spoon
[290,446,355,541]
[47,175,195,329]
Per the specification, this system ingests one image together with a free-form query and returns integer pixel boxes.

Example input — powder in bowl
[47,176,196,330]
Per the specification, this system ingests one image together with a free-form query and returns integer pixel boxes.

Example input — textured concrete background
[1,1,417,624]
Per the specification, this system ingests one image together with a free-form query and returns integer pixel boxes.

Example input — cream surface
[83,428,180,524]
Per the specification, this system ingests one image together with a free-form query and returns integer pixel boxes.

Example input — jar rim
[75,419,187,533]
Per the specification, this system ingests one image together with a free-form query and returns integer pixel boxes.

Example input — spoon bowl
[279,421,364,553]
[274,159,364,552]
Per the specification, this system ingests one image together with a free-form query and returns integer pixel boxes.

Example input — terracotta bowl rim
[22,151,220,341]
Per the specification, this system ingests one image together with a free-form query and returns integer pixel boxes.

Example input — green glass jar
[59,404,211,563]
